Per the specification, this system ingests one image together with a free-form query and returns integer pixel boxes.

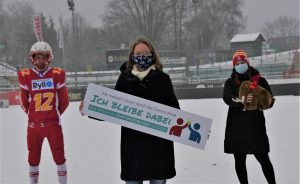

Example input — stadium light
[67,0,77,88]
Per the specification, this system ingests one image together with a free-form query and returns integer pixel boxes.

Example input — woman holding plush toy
[223,49,276,184]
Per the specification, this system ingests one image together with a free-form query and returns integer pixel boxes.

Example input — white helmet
[29,41,54,63]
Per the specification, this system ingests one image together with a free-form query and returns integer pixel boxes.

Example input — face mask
[132,55,155,69]
[235,63,248,74]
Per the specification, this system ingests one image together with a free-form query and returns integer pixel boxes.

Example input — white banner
[82,83,213,150]
[33,15,43,41]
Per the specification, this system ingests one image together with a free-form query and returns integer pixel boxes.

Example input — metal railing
[0,50,298,91]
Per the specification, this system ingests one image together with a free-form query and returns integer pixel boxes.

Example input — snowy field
[1,96,299,184]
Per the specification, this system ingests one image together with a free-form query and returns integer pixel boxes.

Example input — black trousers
[234,153,276,184]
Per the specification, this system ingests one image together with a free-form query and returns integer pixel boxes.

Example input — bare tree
[39,14,61,67]
[262,16,299,39]
[61,13,106,71]
[100,0,245,51]
[170,0,189,50]
[190,0,245,50]
[101,0,172,47]
[0,0,7,57]
[61,13,90,71]
[262,16,299,51]
[2,1,106,72]
[74,16,104,71]
[4,1,36,67]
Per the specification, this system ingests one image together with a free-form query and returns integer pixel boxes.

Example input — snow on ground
[1,96,299,184]
[199,50,297,70]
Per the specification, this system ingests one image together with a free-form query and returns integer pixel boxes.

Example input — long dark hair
[126,37,163,71]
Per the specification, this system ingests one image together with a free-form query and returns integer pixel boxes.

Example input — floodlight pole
[67,0,77,88]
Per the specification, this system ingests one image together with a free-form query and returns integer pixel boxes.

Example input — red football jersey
[17,67,69,124]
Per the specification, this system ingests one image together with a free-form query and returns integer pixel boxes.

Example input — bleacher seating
[0,50,298,91]
[0,61,17,91]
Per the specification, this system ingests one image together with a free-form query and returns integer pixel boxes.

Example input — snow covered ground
[1,96,299,184]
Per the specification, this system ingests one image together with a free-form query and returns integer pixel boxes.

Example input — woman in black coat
[223,50,276,184]
[115,37,180,184]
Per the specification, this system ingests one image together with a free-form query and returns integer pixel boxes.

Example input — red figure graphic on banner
[169,118,190,137]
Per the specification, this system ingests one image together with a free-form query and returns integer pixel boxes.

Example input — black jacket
[223,67,274,154]
[115,63,180,181]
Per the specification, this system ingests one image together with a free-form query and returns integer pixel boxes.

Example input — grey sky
[243,0,299,32]
[3,0,299,33]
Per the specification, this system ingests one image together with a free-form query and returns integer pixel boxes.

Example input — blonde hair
[126,37,163,71]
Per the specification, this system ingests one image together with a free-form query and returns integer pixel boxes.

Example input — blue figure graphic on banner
[188,123,201,143]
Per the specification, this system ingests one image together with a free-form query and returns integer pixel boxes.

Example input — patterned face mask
[132,55,155,69]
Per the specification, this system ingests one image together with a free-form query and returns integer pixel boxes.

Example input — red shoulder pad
[52,67,63,75]
[18,69,31,77]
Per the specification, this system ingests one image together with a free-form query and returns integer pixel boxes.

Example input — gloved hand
[79,101,85,116]
[246,93,253,103]
[79,101,104,121]
[232,96,245,103]
[21,105,28,114]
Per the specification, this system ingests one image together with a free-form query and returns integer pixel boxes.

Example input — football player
[18,41,69,184]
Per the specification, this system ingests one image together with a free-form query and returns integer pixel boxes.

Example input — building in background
[230,33,265,57]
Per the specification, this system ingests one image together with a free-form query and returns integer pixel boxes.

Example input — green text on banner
[82,83,213,150]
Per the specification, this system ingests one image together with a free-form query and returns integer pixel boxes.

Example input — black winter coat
[115,63,180,181]
[223,67,274,154]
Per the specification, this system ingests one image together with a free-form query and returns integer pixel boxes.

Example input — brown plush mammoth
[232,81,274,111]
